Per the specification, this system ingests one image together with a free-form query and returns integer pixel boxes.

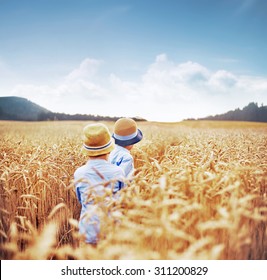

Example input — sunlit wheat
[0,120,266,259]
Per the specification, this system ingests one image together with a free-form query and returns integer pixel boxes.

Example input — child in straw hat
[109,118,143,179]
[74,123,125,244]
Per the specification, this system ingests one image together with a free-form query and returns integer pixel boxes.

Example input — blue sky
[0,0,266,121]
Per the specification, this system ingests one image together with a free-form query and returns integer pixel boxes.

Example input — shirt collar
[115,144,130,153]
[86,159,108,166]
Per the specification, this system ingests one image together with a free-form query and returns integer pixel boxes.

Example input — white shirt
[74,159,124,244]
[109,145,134,179]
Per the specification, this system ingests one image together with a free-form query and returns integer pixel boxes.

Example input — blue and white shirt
[74,159,124,244]
[109,145,134,179]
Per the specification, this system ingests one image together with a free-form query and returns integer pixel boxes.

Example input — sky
[0,0,267,122]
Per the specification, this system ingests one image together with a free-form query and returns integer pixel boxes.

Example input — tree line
[37,111,146,122]
[195,102,267,122]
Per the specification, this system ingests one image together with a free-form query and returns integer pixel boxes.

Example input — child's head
[112,118,143,147]
[82,123,114,157]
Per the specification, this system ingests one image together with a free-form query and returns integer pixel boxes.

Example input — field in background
[0,120,266,260]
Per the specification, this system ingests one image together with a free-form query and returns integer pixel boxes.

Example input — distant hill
[0,96,147,122]
[183,102,267,123]
[198,103,267,122]
[0,96,51,121]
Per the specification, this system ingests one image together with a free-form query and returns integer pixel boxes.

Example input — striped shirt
[109,145,134,179]
[74,159,124,244]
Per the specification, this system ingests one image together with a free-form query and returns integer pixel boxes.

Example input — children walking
[74,123,124,244]
[109,118,143,179]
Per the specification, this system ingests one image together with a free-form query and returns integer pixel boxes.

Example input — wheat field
[0,120,266,260]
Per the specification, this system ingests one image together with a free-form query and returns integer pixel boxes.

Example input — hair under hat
[112,118,143,147]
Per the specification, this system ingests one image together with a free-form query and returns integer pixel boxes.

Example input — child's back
[109,145,134,178]
[74,123,124,244]
[109,118,143,179]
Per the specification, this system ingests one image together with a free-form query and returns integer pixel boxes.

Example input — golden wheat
[0,120,266,260]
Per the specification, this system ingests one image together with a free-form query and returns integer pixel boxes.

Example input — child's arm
[112,169,125,193]
[119,156,134,179]
[75,185,82,204]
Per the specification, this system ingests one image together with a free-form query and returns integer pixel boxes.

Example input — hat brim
[81,141,115,157]
[112,129,143,147]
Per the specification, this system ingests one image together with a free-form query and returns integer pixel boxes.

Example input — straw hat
[82,123,115,156]
[112,118,143,147]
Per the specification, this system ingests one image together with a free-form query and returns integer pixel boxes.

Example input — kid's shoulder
[74,164,86,178]
[123,152,133,164]
[122,150,133,160]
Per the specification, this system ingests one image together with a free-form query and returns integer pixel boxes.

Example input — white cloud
[65,58,103,81]
[10,58,109,114]
[4,54,267,121]
[207,70,238,92]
